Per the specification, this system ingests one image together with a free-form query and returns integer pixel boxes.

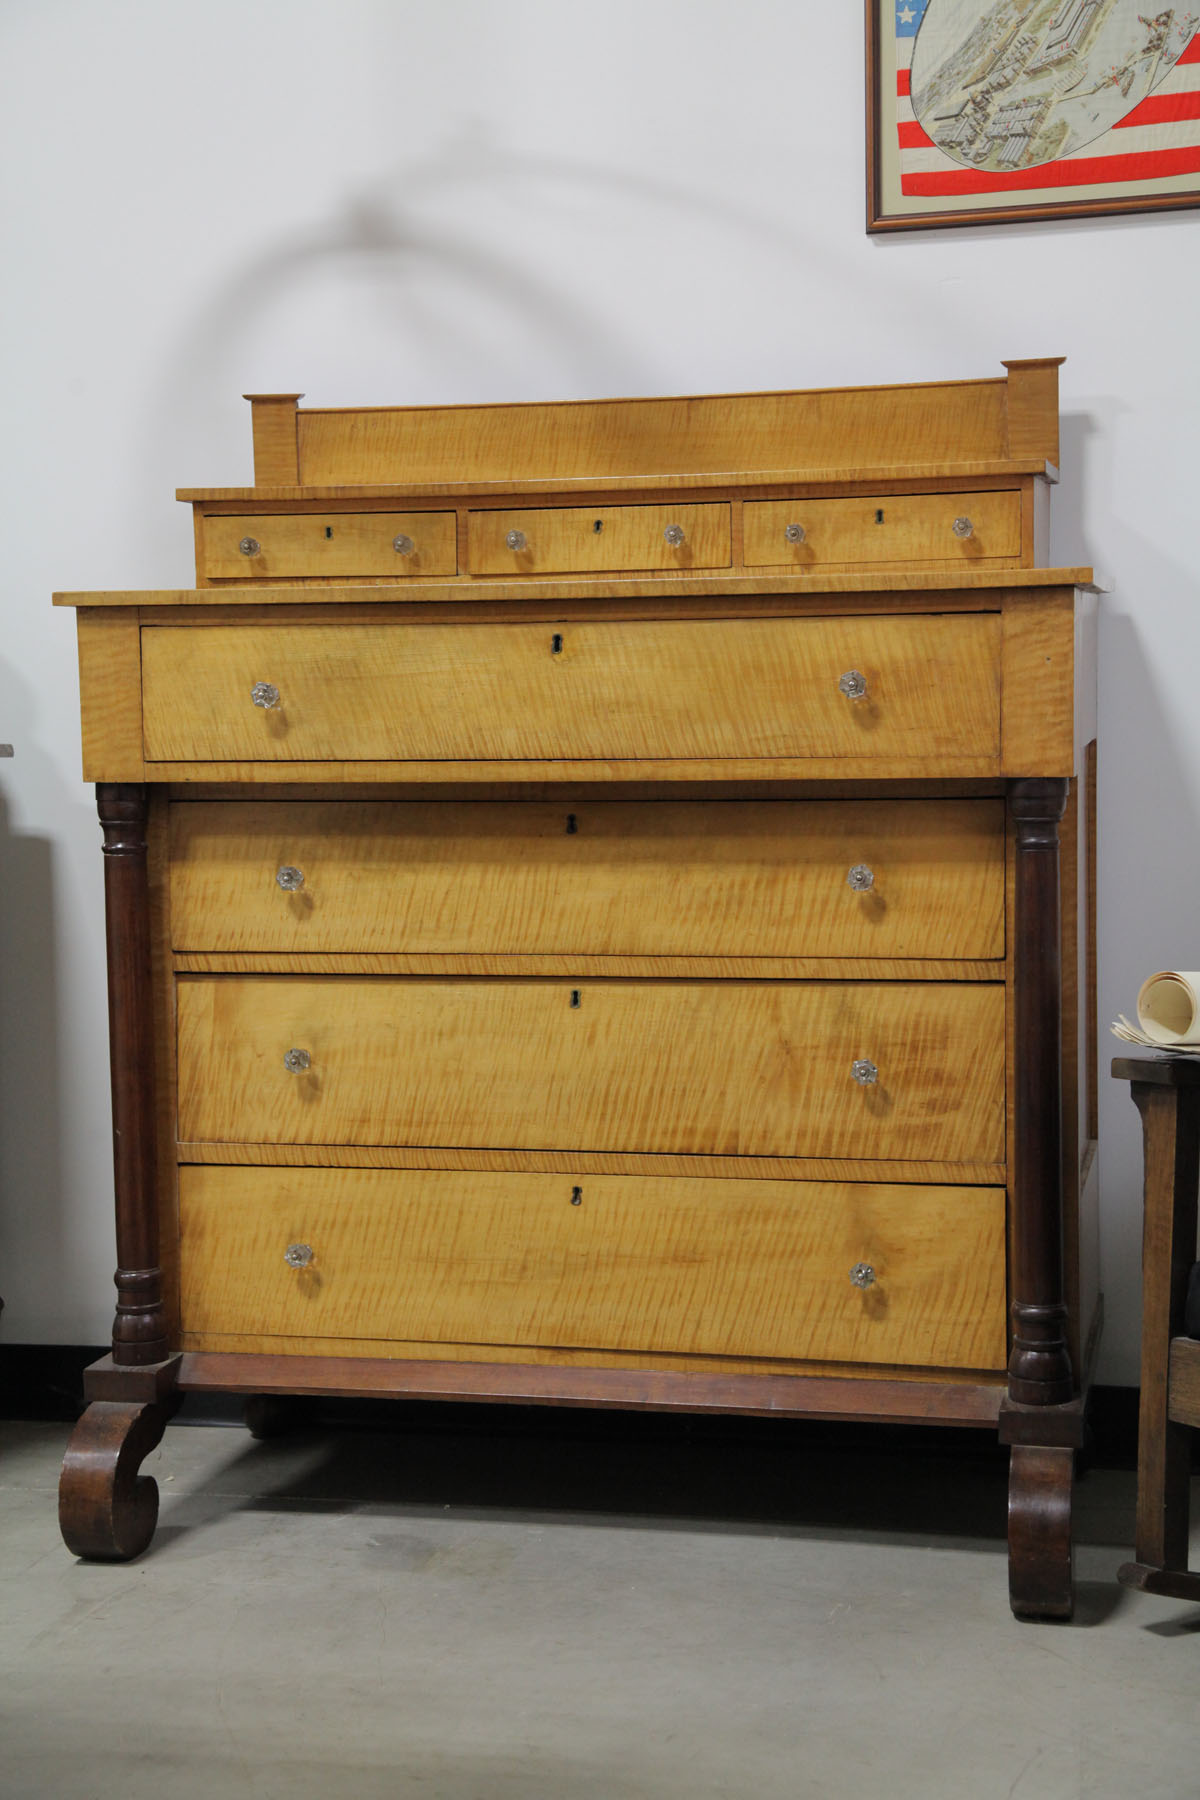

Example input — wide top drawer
[140,613,1002,768]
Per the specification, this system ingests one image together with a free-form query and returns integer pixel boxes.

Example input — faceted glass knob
[284,1242,313,1269]
[276,865,305,892]
[851,1058,878,1086]
[784,523,806,545]
[392,533,415,557]
[239,536,261,557]
[663,524,686,547]
[505,529,528,552]
[849,1262,876,1289]
[283,1047,312,1073]
[251,682,280,710]
[839,670,867,700]
[952,516,974,539]
[846,864,875,892]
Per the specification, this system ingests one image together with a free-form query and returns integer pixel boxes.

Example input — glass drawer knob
[283,1047,312,1073]
[839,669,867,700]
[952,516,974,539]
[849,1262,876,1289]
[251,682,280,710]
[392,533,415,557]
[505,529,528,552]
[239,536,261,557]
[663,523,686,547]
[285,1242,313,1269]
[852,1058,878,1086]
[276,865,304,892]
[784,523,806,544]
[847,864,875,892]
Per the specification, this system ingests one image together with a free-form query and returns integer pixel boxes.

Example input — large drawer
[141,615,1002,764]
[743,493,1021,568]
[177,1164,1008,1371]
[467,503,730,575]
[168,797,1006,959]
[176,977,1006,1162]
[202,512,457,580]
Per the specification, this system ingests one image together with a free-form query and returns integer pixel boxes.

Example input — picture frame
[866,0,1200,231]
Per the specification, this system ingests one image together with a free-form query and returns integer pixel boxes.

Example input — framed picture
[867,1,1200,231]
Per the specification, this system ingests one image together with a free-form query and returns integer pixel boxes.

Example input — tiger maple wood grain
[467,503,730,575]
[175,976,1005,1162]
[202,512,457,581]
[141,614,1002,764]
[743,492,1021,568]
[167,797,1005,959]
[177,1165,1008,1370]
[293,380,1014,486]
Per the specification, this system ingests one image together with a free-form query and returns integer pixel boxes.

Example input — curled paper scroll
[1112,971,1200,1052]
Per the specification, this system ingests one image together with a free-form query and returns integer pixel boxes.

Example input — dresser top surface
[54,565,1098,608]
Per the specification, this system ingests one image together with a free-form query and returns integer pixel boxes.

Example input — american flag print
[892,0,1200,202]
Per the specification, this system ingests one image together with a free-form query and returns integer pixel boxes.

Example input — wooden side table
[1113,1056,1200,1600]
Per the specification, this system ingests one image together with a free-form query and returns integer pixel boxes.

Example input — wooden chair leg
[1113,1072,1200,1598]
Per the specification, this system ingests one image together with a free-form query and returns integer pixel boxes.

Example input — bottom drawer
[179,1166,1007,1371]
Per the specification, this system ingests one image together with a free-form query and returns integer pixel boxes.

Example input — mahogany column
[98,783,167,1363]
[59,784,175,1559]
[1003,775,1076,1619]
[1008,776,1073,1406]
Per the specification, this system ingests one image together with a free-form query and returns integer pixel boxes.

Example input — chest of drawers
[56,358,1098,1618]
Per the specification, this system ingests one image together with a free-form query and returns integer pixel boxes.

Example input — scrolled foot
[58,1399,172,1561]
[1008,1443,1075,1620]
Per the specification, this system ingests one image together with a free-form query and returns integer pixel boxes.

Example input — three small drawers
[199,492,1021,581]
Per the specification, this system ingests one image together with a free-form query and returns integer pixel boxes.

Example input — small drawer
[178,1164,1008,1371]
[743,493,1021,568]
[168,798,1005,959]
[201,512,457,580]
[176,976,1006,1163]
[467,503,730,575]
[141,614,1001,766]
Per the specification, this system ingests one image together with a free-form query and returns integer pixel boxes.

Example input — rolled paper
[1136,971,1200,1046]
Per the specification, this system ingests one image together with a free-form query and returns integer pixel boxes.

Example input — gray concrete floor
[1,1414,1196,1799]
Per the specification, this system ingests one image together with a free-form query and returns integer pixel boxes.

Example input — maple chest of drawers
[56,358,1098,1618]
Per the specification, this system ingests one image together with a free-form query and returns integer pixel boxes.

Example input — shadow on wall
[0,683,67,1341]
[152,119,967,461]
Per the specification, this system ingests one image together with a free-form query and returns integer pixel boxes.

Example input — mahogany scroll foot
[1008,1444,1074,1620]
[58,1399,172,1561]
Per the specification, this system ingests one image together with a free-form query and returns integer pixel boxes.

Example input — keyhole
[570,989,581,1008]
[325,526,333,538]
[874,509,884,525]
[593,519,603,533]
[566,814,578,834]
[552,633,564,655]
[570,1186,583,1206]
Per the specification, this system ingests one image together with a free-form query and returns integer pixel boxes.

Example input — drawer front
[178,1165,1008,1371]
[467,503,730,575]
[141,615,1001,764]
[743,493,1021,568]
[177,977,1006,1163]
[203,512,457,580]
[169,798,1006,959]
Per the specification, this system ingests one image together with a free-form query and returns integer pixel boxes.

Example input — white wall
[1,0,1196,1383]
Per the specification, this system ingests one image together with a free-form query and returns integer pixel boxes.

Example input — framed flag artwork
[867,0,1200,229]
